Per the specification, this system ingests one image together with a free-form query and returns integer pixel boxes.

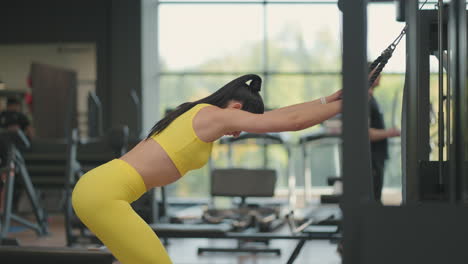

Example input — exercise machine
[0,130,48,243]
[340,0,468,263]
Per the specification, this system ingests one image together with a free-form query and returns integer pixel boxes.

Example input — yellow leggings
[72,159,172,264]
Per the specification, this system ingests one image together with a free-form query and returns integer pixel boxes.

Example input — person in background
[0,97,34,139]
[337,67,401,258]
[368,66,400,202]
[0,97,34,213]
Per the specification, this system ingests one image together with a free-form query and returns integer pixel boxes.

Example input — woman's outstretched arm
[212,98,342,135]
[267,90,342,116]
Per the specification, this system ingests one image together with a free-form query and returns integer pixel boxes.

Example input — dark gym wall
[0,0,142,138]
[110,0,142,138]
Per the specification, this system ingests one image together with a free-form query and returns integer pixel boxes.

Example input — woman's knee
[71,184,99,220]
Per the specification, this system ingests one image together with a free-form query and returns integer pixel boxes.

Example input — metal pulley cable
[368,0,429,87]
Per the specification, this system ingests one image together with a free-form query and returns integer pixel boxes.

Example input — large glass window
[157,1,407,200]
[159,75,243,113]
[158,1,344,199]
[266,5,341,72]
[159,4,263,72]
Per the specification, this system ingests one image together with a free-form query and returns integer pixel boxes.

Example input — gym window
[157,1,408,201]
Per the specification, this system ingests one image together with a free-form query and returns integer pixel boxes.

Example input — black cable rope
[368,26,405,86]
[368,0,429,87]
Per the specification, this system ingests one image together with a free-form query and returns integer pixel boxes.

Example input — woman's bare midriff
[119,139,182,190]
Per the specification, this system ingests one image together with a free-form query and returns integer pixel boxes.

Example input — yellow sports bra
[151,104,214,176]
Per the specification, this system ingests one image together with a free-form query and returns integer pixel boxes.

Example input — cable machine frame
[341,1,468,263]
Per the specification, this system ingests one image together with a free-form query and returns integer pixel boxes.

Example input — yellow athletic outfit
[72,103,213,264]
[150,103,214,175]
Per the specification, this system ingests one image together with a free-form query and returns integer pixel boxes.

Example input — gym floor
[7,214,341,264]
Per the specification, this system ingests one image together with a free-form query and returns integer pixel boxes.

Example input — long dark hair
[146,74,264,138]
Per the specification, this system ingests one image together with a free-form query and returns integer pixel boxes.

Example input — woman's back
[120,104,216,189]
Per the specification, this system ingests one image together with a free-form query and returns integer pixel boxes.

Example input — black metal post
[437,0,445,188]
[448,0,467,201]
[17,150,47,235]
[65,129,79,246]
[403,0,423,203]
[0,162,15,241]
[341,0,370,263]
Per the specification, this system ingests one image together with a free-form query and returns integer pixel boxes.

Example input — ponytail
[146,74,264,138]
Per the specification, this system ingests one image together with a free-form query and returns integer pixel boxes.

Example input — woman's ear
[226,100,243,110]
[232,102,243,110]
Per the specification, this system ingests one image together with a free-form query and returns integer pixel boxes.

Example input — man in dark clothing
[0,97,34,138]
[0,97,34,212]
[368,72,400,202]
[336,69,402,257]
[337,69,402,257]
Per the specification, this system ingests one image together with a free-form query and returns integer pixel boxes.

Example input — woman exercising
[72,74,342,264]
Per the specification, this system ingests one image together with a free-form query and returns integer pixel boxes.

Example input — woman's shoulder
[195,103,221,113]
[197,103,217,108]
